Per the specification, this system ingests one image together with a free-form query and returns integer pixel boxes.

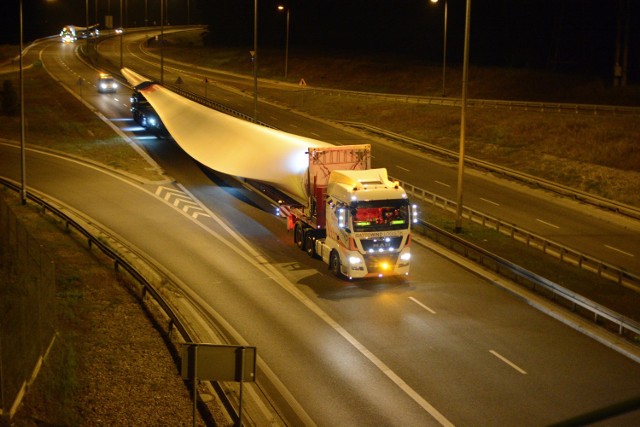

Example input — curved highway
[104,29,640,279]
[1,33,639,426]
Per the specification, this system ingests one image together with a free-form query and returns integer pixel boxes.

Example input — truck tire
[329,251,342,277]
[294,223,304,250]
[305,233,316,258]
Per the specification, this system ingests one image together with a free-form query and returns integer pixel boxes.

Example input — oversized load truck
[280,144,417,279]
[119,69,416,279]
[130,89,166,135]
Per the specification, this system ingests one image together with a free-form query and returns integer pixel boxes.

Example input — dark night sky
[2,0,638,81]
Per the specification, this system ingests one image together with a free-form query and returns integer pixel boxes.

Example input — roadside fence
[396,177,640,293]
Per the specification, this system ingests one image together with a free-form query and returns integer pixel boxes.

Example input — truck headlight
[349,256,362,265]
[400,252,411,261]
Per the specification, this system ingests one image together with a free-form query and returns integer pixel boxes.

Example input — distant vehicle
[60,24,100,43]
[130,90,166,135]
[97,73,118,93]
[115,27,124,34]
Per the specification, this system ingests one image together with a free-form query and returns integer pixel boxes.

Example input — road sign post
[181,343,257,427]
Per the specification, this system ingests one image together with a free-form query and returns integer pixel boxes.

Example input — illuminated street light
[430,0,447,97]
[277,4,290,79]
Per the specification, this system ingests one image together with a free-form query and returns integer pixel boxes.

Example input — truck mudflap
[278,205,296,230]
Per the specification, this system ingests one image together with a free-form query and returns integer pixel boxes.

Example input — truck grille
[360,236,404,252]
[364,254,400,273]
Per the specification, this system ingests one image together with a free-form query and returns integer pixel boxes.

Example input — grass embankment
[1,190,200,425]
[0,49,195,424]
[158,32,640,207]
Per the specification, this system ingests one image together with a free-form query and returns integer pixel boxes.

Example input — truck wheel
[329,251,342,277]
[305,233,316,258]
[294,223,304,250]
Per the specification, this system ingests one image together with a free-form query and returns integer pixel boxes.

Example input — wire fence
[0,195,56,421]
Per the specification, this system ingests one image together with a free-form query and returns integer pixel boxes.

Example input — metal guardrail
[343,121,640,221]
[0,177,224,425]
[307,87,640,116]
[396,177,640,292]
[416,220,640,347]
[3,170,639,416]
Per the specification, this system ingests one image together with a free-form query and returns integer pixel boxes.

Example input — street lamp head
[277,5,285,12]
[430,0,439,3]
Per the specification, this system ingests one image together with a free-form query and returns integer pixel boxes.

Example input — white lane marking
[435,180,450,188]
[605,245,635,257]
[480,197,500,206]
[310,132,321,137]
[174,183,456,426]
[397,165,410,172]
[536,218,560,229]
[489,350,527,375]
[409,297,436,314]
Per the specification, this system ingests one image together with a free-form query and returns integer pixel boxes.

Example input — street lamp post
[85,0,89,50]
[160,0,164,84]
[253,0,258,121]
[119,0,123,69]
[277,5,290,79]
[430,0,447,97]
[19,0,26,204]
[455,0,471,233]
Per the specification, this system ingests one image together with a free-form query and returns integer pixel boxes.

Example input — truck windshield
[352,200,410,232]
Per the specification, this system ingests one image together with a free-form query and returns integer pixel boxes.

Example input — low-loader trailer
[279,144,417,279]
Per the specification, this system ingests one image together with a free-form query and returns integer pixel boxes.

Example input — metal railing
[396,177,640,292]
[0,177,223,425]
[344,121,640,221]
[307,87,640,116]
[416,220,640,349]
[2,172,639,424]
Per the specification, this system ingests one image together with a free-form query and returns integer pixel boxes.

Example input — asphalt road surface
[1,33,639,426]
